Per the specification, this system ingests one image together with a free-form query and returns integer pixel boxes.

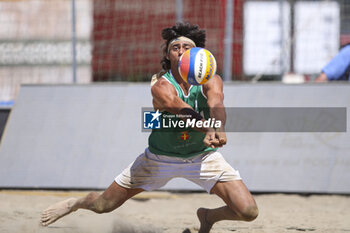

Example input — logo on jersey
[143,110,161,129]
[180,131,190,141]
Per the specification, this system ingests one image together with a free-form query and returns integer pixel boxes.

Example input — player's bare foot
[41,198,77,226]
[197,208,213,233]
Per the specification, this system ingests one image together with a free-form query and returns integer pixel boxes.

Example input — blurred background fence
[0,0,349,105]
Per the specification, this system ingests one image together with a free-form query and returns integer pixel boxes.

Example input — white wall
[0,83,349,193]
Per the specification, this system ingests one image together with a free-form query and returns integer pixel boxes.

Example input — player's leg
[41,181,143,226]
[197,180,258,233]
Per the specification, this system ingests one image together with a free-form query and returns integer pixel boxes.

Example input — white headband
[167,36,196,53]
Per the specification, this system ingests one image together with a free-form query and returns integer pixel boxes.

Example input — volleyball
[178,47,217,85]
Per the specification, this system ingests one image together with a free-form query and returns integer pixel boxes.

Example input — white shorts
[115,148,241,193]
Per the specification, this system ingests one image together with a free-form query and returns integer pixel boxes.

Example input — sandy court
[0,190,349,233]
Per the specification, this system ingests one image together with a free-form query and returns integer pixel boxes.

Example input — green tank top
[148,71,217,158]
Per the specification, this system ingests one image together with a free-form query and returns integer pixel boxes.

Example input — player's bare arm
[151,78,192,113]
[151,77,207,124]
[203,74,227,147]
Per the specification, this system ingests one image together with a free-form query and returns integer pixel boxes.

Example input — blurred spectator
[315,43,350,82]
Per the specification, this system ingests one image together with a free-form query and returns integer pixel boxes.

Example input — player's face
[167,41,194,68]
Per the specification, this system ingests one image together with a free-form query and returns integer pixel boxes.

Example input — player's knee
[239,205,259,222]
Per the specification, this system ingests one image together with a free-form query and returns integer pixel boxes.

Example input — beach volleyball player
[41,22,258,232]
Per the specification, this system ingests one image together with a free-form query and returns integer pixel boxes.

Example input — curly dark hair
[161,22,206,70]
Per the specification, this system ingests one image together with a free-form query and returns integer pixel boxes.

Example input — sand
[0,190,349,233]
